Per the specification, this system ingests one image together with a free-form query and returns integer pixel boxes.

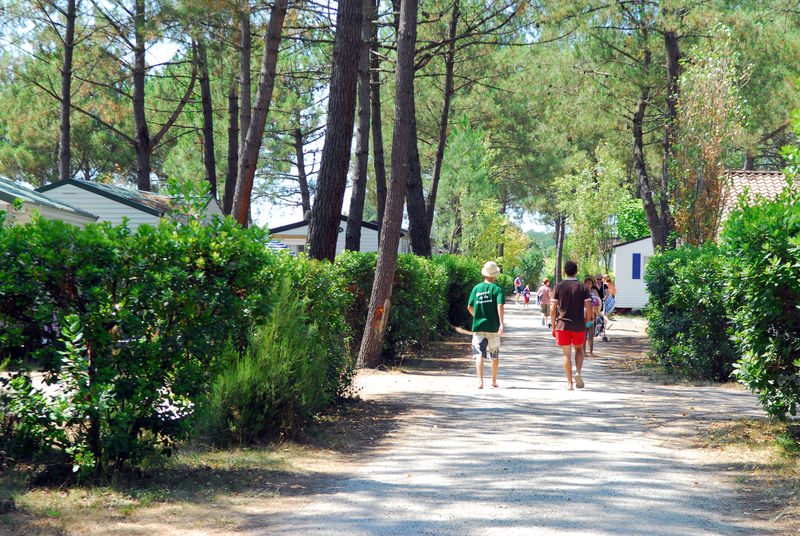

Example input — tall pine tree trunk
[553,214,565,284]
[59,0,77,181]
[239,0,251,148]
[405,105,432,256]
[345,0,373,252]
[369,0,387,234]
[224,80,238,215]
[197,39,217,197]
[659,30,679,247]
[358,0,418,368]
[294,126,311,214]
[307,0,364,260]
[132,0,151,191]
[632,89,665,249]
[425,0,459,234]
[232,0,288,225]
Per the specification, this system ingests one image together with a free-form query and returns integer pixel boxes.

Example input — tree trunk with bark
[307,0,364,260]
[553,214,565,284]
[132,0,151,190]
[197,39,217,197]
[425,0,459,233]
[293,126,311,214]
[358,0,418,368]
[223,80,238,215]
[659,30,679,248]
[369,0,387,235]
[404,106,432,256]
[59,0,77,182]
[239,0,251,148]
[345,0,373,252]
[632,90,666,249]
[231,0,288,225]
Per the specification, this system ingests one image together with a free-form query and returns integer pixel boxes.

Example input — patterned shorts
[472,332,500,360]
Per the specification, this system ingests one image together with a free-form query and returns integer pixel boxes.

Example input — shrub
[333,250,377,358]
[386,254,448,357]
[644,243,738,381]
[513,244,545,288]
[495,272,514,297]
[0,214,275,475]
[431,255,482,330]
[723,184,800,418]
[197,283,331,444]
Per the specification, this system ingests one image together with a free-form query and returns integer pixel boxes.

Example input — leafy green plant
[197,283,331,444]
[723,181,800,419]
[645,243,738,381]
[431,255,482,330]
[0,212,276,476]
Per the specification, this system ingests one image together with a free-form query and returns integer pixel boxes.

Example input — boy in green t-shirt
[467,261,505,389]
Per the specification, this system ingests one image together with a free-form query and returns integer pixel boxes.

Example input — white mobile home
[269,216,412,256]
[612,236,654,310]
[0,177,98,226]
[37,179,224,231]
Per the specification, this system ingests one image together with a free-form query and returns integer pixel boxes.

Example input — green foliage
[616,197,650,242]
[645,243,738,381]
[385,255,448,359]
[196,283,331,444]
[431,255,483,330]
[723,180,800,419]
[513,243,545,287]
[494,272,514,297]
[0,213,275,475]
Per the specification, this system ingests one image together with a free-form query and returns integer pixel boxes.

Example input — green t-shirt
[468,281,504,333]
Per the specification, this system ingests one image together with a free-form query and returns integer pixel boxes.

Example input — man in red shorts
[550,260,592,390]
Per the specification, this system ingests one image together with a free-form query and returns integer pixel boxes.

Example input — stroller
[595,295,615,342]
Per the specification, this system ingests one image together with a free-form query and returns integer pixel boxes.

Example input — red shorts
[555,330,586,346]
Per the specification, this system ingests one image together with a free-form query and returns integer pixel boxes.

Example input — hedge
[722,184,800,419]
[644,243,738,381]
[0,212,488,466]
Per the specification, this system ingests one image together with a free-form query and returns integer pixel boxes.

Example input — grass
[0,396,405,535]
[702,418,800,529]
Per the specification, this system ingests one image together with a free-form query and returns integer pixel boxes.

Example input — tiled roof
[723,170,792,215]
[0,177,97,218]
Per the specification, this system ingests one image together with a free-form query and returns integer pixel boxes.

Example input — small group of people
[468,260,616,391]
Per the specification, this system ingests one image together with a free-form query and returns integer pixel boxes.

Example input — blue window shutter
[632,253,641,280]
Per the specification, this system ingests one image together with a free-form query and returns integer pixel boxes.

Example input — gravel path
[251,304,767,535]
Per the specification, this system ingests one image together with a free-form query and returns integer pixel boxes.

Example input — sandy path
[236,304,768,535]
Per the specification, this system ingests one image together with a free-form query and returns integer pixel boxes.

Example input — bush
[197,283,331,444]
[0,213,275,476]
[513,244,545,288]
[723,184,800,418]
[386,254,449,358]
[645,243,738,381]
[431,255,482,330]
[495,272,514,297]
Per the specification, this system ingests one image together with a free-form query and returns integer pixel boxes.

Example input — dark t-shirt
[552,279,591,332]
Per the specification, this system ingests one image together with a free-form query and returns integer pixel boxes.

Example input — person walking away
[514,274,523,304]
[602,274,617,327]
[550,261,592,390]
[537,278,552,327]
[468,261,505,389]
[522,284,531,308]
[583,276,599,357]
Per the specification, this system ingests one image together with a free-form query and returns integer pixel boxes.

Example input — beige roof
[722,170,793,218]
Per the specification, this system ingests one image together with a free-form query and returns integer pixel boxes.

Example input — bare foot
[566,384,574,390]
[589,353,598,357]
[491,383,499,388]
[477,384,484,389]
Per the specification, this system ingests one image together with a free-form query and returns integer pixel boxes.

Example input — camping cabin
[37,179,223,231]
[269,216,412,256]
[0,177,98,227]
[611,236,654,310]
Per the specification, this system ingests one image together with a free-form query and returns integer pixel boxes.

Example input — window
[632,253,641,280]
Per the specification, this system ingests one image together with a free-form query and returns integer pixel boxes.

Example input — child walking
[522,284,531,308]
[468,261,505,389]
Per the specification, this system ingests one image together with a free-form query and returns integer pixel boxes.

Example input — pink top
[537,285,552,304]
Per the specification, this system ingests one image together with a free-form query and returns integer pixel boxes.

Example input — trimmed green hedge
[723,184,800,419]
[645,243,738,381]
